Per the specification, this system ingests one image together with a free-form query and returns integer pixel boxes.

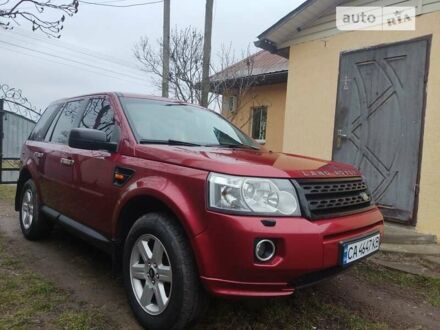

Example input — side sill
[41,205,113,254]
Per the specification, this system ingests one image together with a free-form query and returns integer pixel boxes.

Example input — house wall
[222,83,287,152]
[283,11,440,237]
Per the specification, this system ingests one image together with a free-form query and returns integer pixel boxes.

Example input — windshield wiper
[139,139,202,147]
[205,143,260,150]
[165,103,188,106]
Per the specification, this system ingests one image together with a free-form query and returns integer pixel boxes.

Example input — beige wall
[223,83,287,152]
[284,12,440,237]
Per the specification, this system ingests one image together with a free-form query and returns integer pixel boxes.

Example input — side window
[251,106,267,142]
[29,104,60,141]
[79,98,116,142]
[50,100,84,144]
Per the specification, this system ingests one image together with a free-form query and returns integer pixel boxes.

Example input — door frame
[331,35,432,226]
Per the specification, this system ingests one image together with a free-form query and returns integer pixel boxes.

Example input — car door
[24,103,62,203]
[69,96,121,236]
[42,99,86,217]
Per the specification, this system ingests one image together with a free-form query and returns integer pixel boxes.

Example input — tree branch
[0,0,79,37]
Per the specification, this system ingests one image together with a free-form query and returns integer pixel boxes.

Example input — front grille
[294,177,373,220]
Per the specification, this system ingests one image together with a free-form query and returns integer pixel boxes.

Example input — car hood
[134,145,360,179]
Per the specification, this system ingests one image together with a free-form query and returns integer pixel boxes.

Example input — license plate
[341,232,380,266]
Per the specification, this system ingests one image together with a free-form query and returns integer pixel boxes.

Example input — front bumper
[192,207,384,297]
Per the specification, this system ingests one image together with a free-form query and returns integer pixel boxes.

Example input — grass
[0,233,114,330]
[0,184,15,202]
[194,286,389,330]
[354,261,440,306]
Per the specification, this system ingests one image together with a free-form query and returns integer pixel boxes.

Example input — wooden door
[333,37,429,223]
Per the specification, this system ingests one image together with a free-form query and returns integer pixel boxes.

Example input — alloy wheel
[129,234,173,315]
[21,189,34,230]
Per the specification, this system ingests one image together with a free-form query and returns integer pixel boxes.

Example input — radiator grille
[294,177,373,220]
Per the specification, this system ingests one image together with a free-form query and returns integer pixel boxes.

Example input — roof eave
[253,39,290,59]
[210,70,288,93]
[256,0,344,53]
[257,0,314,40]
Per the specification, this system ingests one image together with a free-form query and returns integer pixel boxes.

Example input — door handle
[336,129,348,148]
[34,152,44,159]
[60,158,75,166]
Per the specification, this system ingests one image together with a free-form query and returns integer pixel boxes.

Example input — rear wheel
[19,179,52,240]
[123,212,207,330]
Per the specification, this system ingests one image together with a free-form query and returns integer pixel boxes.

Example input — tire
[123,212,208,330]
[19,179,53,240]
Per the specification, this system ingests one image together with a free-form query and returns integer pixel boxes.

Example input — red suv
[16,92,383,329]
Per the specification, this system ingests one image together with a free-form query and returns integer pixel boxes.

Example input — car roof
[51,92,193,106]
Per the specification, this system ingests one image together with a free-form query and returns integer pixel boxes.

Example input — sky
[0,0,305,110]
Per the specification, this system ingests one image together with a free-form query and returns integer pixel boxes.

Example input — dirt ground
[1,193,439,330]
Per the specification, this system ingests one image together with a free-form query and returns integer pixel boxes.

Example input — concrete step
[371,257,440,278]
[383,223,437,245]
[423,256,440,266]
[380,243,440,256]
[371,252,440,278]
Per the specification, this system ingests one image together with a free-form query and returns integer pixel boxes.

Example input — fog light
[255,239,276,262]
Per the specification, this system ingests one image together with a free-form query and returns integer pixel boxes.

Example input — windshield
[120,97,260,149]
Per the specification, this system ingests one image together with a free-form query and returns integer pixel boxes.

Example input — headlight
[207,173,301,216]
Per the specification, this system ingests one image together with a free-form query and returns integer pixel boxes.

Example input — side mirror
[68,128,117,152]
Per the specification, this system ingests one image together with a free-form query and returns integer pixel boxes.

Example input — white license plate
[341,232,380,266]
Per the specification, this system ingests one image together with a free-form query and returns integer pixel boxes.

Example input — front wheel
[123,212,207,330]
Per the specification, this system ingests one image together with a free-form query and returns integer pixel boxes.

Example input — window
[222,95,237,114]
[50,100,84,144]
[251,106,267,142]
[79,98,116,142]
[120,97,260,149]
[29,103,61,141]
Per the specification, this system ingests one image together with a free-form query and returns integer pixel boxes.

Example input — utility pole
[201,0,213,107]
[162,0,170,98]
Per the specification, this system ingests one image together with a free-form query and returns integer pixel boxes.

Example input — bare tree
[0,0,79,38]
[134,27,257,111]
[134,27,207,105]
[211,44,258,126]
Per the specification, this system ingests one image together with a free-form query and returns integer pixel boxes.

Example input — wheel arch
[15,167,32,211]
[112,191,206,274]
[114,194,188,245]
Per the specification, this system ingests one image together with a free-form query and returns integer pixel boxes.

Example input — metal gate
[332,37,430,224]
[0,98,40,184]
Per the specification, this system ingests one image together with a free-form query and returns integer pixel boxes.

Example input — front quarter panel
[112,155,209,239]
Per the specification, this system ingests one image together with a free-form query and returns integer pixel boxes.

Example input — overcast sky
[0,0,305,110]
